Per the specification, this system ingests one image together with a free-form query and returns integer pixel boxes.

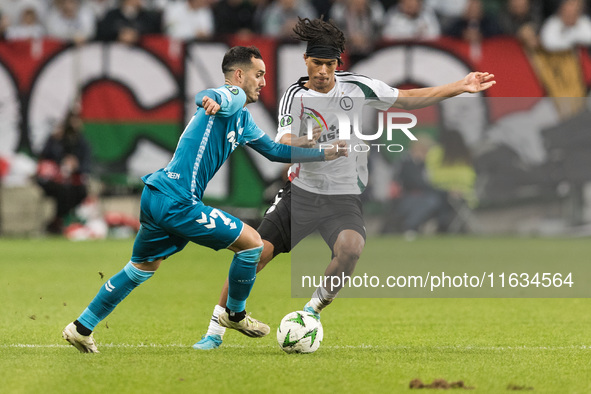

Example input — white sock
[206,305,226,338]
[309,286,336,313]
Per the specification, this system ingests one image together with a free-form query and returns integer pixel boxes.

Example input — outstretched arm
[247,134,347,163]
[278,126,322,148]
[393,72,496,110]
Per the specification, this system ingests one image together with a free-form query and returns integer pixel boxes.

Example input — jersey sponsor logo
[226,85,239,95]
[303,106,328,130]
[166,171,180,180]
[227,130,239,150]
[317,130,339,144]
[340,96,353,111]
[279,115,293,127]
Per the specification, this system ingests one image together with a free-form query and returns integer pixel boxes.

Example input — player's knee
[335,241,363,264]
[236,244,264,266]
[240,226,263,250]
[132,259,162,272]
[257,250,273,271]
[256,240,274,272]
[251,232,263,250]
[334,232,364,262]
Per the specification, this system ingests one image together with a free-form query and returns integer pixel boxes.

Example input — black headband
[305,45,342,64]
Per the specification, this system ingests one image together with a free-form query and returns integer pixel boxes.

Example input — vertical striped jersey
[276,71,399,195]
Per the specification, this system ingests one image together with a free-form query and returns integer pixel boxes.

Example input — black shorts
[257,182,366,257]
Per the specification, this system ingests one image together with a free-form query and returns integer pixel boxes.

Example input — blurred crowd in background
[1,0,591,238]
[0,0,591,62]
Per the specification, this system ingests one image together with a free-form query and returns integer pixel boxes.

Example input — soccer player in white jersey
[194,18,495,350]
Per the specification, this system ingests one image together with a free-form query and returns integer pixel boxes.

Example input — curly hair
[292,17,346,53]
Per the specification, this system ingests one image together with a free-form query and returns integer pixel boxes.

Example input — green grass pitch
[1,237,590,393]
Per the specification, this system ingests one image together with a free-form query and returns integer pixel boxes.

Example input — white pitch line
[2,344,590,350]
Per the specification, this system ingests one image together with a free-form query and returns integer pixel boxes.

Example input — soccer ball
[277,311,323,354]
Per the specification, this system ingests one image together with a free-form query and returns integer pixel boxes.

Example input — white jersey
[276,71,399,195]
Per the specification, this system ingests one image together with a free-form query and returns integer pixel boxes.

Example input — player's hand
[202,96,221,115]
[323,140,348,161]
[463,72,496,93]
[296,125,322,147]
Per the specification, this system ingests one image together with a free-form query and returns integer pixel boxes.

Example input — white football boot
[62,322,99,353]
[218,311,270,338]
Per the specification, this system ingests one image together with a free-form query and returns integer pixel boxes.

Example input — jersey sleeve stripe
[190,116,215,205]
[279,83,299,115]
[336,70,373,80]
[279,85,304,116]
[342,80,378,98]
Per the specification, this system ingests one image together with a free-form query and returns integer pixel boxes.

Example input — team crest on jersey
[340,96,353,111]
[226,86,239,95]
[280,115,293,127]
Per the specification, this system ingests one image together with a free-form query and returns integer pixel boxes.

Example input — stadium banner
[0,36,590,211]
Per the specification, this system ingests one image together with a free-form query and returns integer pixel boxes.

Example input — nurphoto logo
[310,111,418,153]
